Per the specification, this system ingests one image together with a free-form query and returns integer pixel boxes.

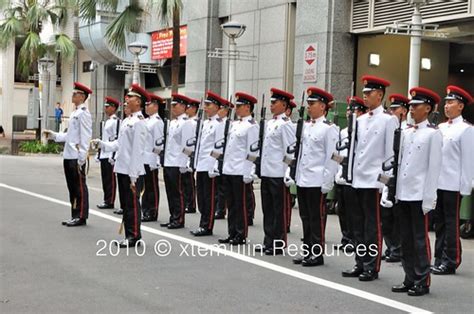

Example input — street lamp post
[38,57,54,144]
[221,21,247,100]
[128,41,148,85]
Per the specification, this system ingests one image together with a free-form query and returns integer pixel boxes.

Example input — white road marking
[0,182,432,314]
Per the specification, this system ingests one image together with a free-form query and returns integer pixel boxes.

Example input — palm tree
[78,0,183,93]
[0,0,77,79]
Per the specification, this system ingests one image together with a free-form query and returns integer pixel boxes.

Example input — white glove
[78,159,86,167]
[243,175,253,184]
[284,167,295,187]
[380,186,393,208]
[421,199,436,215]
[108,158,115,166]
[130,176,137,184]
[321,183,333,194]
[42,129,54,139]
[208,161,220,178]
[335,169,346,185]
[153,147,162,155]
[91,138,103,150]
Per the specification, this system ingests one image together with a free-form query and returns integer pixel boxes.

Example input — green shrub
[19,141,61,154]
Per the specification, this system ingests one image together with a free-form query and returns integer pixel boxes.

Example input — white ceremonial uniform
[101,111,147,182]
[396,119,443,211]
[222,115,259,177]
[164,113,191,168]
[437,116,474,195]
[352,105,398,189]
[144,113,164,169]
[261,112,296,178]
[295,116,339,189]
[195,114,222,172]
[98,114,119,160]
[52,103,92,163]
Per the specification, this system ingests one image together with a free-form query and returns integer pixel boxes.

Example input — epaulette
[156,115,162,120]
[81,107,87,111]
[183,117,188,120]
[248,119,256,124]
[282,117,289,121]
[407,124,414,128]
[428,124,438,129]
[464,119,473,126]
[216,117,222,122]
[112,116,117,119]
[138,115,144,120]
[323,120,333,125]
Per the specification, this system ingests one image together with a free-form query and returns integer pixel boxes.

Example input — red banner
[151,25,187,60]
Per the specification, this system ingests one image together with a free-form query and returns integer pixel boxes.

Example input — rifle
[111,116,120,161]
[158,106,170,166]
[286,91,305,180]
[185,99,204,171]
[248,94,265,178]
[378,115,402,203]
[213,96,233,174]
[97,120,104,158]
[332,108,357,183]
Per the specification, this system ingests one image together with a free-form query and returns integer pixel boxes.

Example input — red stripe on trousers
[153,169,159,212]
[242,182,248,237]
[209,177,215,230]
[319,192,325,252]
[375,192,382,273]
[178,173,185,224]
[78,166,84,219]
[424,213,432,287]
[282,184,287,246]
[110,168,116,205]
[132,186,138,238]
[455,192,461,267]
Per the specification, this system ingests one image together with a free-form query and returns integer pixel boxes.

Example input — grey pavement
[0,155,473,313]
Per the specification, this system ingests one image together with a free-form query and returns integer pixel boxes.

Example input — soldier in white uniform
[141,94,165,222]
[44,82,92,227]
[189,91,228,236]
[432,85,474,275]
[342,75,398,281]
[215,92,259,245]
[380,94,411,263]
[384,87,443,296]
[96,96,120,210]
[286,87,339,266]
[160,94,195,229]
[94,84,149,247]
[182,99,200,214]
[334,96,367,251]
[257,88,296,256]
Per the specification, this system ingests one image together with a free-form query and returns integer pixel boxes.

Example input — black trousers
[284,186,292,231]
[381,203,401,258]
[99,159,116,206]
[222,175,249,239]
[63,159,89,219]
[117,173,143,240]
[141,164,160,219]
[397,201,431,287]
[335,184,355,246]
[351,188,382,272]
[261,177,288,248]
[182,171,196,211]
[215,175,227,216]
[297,186,326,257]
[434,189,462,269]
[247,183,256,222]
[163,167,185,225]
[196,171,217,230]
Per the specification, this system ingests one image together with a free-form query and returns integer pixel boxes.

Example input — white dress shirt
[261,112,296,178]
[352,105,398,189]
[195,114,222,172]
[144,113,164,168]
[437,115,474,195]
[52,103,92,162]
[101,111,147,181]
[98,114,119,160]
[295,116,339,188]
[164,113,192,167]
[396,119,443,211]
[222,115,259,177]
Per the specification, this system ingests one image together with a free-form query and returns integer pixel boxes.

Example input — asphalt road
[0,155,473,313]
